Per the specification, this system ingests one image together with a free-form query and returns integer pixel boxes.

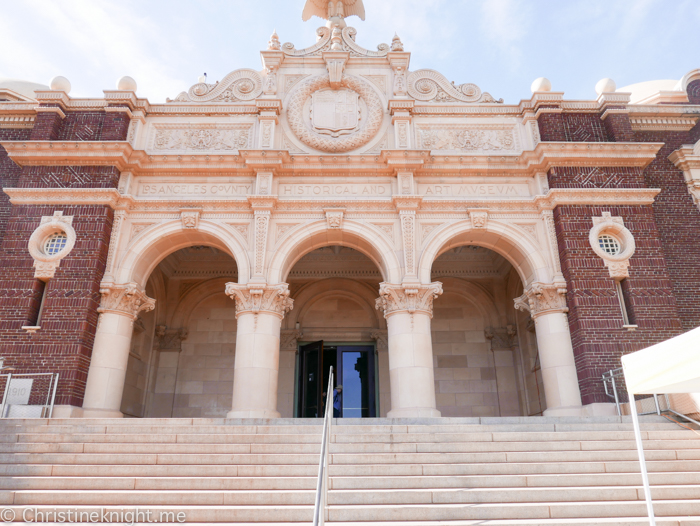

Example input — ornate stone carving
[542,210,563,277]
[514,283,568,318]
[155,327,189,352]
[263,66,278,95]
[390,33,404,52]
[225,283,294,318]
[103,210,126,281]
[417,126,515,151]
[589,212,636,279]
[281,329,304,351]
[254,211,271,276]
[153,125,250,151]
[28,211,77,280]
[286,73,383,153]
[180,210,200,229]
[268,30,281,51]
[375,282,443,318]
[485,325,517,350]
[408,69,501,103]
[172,69,263,102]
[312,88,357,137]
[400,211,416,275]
[370,330,388,351]
[325,209,344,229]
[469,210,488,229]
[302,0,366,24]
[285,74,309,93]
[98,283,155,320]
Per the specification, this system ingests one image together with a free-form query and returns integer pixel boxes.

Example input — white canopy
[621,325,700,395]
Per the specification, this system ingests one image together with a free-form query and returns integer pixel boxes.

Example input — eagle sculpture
[302,0,366,23]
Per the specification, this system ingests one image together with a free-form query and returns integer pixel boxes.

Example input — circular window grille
[598,234,621,256]
[44,232,68,256]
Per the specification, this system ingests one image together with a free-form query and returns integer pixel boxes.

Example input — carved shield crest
[310,88,360,137]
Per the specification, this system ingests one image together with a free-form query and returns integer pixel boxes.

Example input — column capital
[375,282,443,318]
[514,282,568,319]
[98,282,155,320]
[225,282,294,319]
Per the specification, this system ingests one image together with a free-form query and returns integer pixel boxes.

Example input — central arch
[267,220,402,284]
[419,219,552,287]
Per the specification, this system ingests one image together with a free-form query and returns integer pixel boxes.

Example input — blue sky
[1,0,698,103]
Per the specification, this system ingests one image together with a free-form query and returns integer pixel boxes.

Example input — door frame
[294,341,378,418]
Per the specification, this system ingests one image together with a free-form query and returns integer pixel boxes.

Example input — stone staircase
[1,416,699,524]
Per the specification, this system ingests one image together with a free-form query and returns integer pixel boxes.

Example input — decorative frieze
[225,283,294,318]
[152,125,251,152]
[375,282,443,318]
[417,125,517,152]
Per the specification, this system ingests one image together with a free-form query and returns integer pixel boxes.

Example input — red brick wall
[0,107,128,407]
[0,204,113,406]
[553,204,683,404]
[0,129,31,248]
[538,111,608,142]
[634,119,700,331]
[548,166,645,189]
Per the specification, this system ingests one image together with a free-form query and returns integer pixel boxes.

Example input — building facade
[1,22,699,420]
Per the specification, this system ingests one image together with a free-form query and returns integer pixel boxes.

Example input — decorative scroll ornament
[514,283,568,318]
[171,69,263,103]
[99,283,155,320]
[375,282,443,318]
[408,69,501,103]
[281,329,304,351]
[281,26,388,58]
[484,325,517,350]
[287,73,383,153]
[370,330,388,351]
[225,283,294,318]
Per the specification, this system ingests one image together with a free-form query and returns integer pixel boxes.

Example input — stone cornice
[0,141,664,176]
[3,187,660,213]
[668,145,700,171]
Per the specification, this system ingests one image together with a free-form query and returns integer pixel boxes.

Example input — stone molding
[588,212,636,279]
[27,211,76,280]
[407,69,500,104]
[669,143,700,213]
[375,282,443,318]
[98,282,156,320]
[514,282,568,319]
[225,283,294,319]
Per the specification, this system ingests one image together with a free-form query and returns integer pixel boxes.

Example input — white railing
[312,366,333,526]
[0,372,59,418]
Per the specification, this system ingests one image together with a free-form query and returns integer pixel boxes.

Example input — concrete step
[0,476,318,490]
[3,500,700,522]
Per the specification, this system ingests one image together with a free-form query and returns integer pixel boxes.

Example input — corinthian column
[376,282,443,418]
[82,283,155,417]
[515,283,583,416]
[225,283,293,418]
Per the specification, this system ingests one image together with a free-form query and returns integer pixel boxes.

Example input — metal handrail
[312,366,333,526]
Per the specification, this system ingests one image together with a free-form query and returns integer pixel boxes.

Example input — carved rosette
[375,282,443,318]
[98,283,156,320]
[514,283,568,319]
[225,283,294,319]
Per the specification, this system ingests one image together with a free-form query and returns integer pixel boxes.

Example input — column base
[543,405,584,417]
[80,408,124,418]
[49,405,84,418]
[387,407,442,418]
[226,409,281,419]
[581,402,619,417]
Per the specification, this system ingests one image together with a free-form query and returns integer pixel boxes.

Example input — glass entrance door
[297,343,376,418]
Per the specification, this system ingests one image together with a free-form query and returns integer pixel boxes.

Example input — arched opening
[120,246,238,418]
[430,245,546,417]
[281,245,388,418]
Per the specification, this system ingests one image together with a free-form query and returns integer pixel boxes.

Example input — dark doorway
[297,342,376,418]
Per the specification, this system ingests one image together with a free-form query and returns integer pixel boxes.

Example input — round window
[44,232,68,256]
[598,234,621,256]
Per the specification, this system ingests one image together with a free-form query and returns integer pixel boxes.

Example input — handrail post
[48,373,59,418]
[611,374,621,417]
[313,366,334,526]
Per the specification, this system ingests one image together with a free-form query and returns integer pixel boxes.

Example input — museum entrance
[297,341,376,418]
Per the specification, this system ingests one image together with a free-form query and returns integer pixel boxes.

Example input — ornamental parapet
[375,282,443,318]
[225,282,294,319]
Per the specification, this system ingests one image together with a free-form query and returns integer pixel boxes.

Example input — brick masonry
[0,108,126,407]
